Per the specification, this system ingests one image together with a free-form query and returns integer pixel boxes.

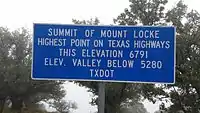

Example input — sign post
[32,23,176,113]
[98,82,105,113]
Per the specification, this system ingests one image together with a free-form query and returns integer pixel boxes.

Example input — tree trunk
[10,96,23,113]
[0,98,5,113]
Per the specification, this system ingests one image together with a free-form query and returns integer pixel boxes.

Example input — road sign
[32,23,176,84]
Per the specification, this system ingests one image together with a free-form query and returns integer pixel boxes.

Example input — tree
[114,0,200,112]
[113,0,168,26]
[49,98,77,113]
[0,27,66,113]
[164,1,200,112]
[72,17,100,25]
[72,0,200,112]
[120,99,149,113]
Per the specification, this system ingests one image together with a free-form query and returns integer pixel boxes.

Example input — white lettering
[100,30,127,38]
[85,29,95,37]
[90,69,114,78]
[134,40,170,49]
[71,39,90,47]
[165,41,170,49]
[38,38,66,46]
[72,59,101,67]
[93,40,103,47]
[48,28,52,36]
[59,48,76,57]
[107,60,134,68]
[44,58,64,66]
[108,40,130,48]
[141,60,162,69]
[129,50,148,59]
[134,30,159,38]
[82,49,123,58]
[47,28,77,37]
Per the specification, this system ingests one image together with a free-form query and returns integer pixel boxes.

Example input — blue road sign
[32,23,176,84]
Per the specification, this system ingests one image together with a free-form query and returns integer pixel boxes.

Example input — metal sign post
[98,82,105,113]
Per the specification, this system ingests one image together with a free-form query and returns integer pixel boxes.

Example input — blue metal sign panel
[32,23,176,84]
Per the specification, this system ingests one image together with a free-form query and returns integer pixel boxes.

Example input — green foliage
[72,17,100,25]
[114,0,168,25]
[115,0,200,112]
[0,27,66,113]
[73,0,200,113]
[163,1,200,113]
[48,98,77,113]
[120,99,149,113]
